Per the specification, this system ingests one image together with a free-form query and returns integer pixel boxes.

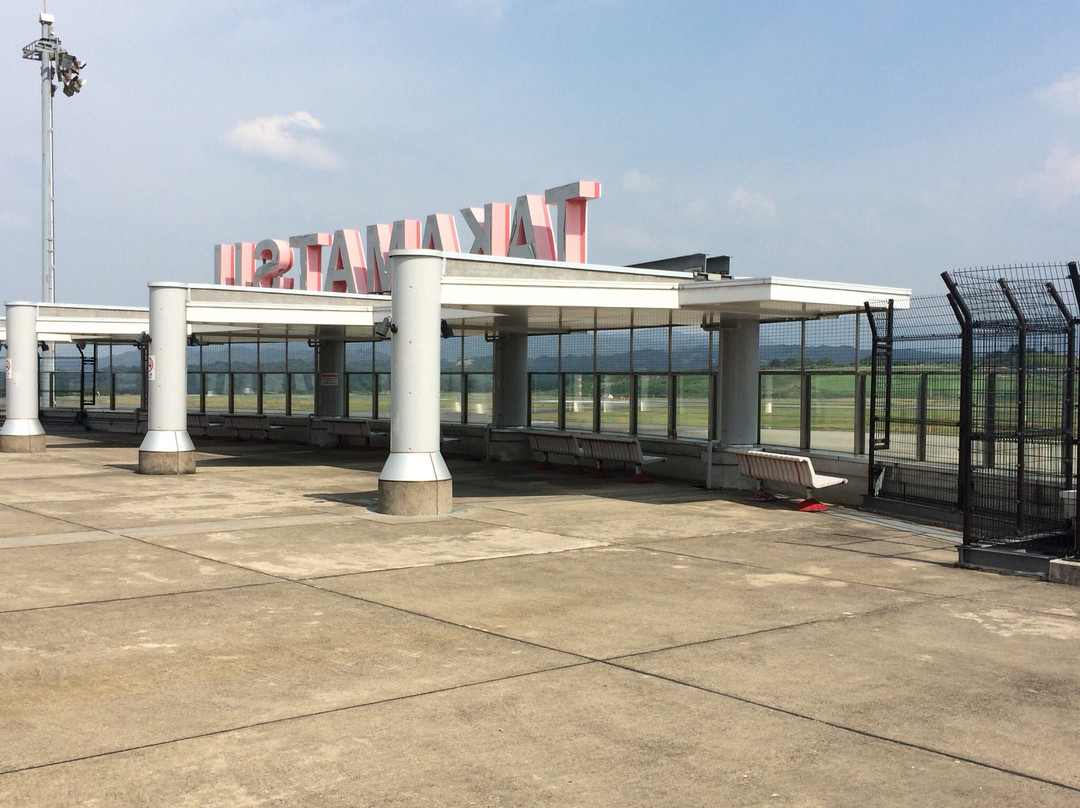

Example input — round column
[139,283,195,474]
[1,303,46,453]
[378,251,452,515]
[492,309,529,428]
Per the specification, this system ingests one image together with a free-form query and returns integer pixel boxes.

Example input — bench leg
[795,488,829,511]
[588,460,610,479]
[536,451,556,471]
[568,459,587,474]
[628,463,652,484]
[747,480,778,502]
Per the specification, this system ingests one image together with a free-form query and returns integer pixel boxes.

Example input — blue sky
[3,0,1080,306]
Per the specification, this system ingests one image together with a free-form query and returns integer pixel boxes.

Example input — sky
[3,0,1080,307]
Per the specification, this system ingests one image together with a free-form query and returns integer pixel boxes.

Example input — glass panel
[466,374,492,424]
[442,335,463,373]
[674,374,709,440]
[346,373,374,417]
[636,374,669,437]
[186,373,202,412]
[376,373,391,418]
[230,341,258,372]
[759,321,802,368]
[529,373,560,428]
[809,373,856,452]
[632,327,669,372]
[441,374,463,422]
[463,336,492,373]
[561,332,593,373]
[204,373,229,411]
[288,340,315,372]
[374,341,391,373]
[202,343,229,374]
[112,372,142,409]
[598,374,631,433]
[261,373,288,414]
[233,373,258,412]
[259,340,287,372]
[345,342,373,372]
[671,326,710,372]
[596,330,630,372]
[563,373,594,431]
[290,373,315,415]
[759,372,800,448]
[527,334,560,373]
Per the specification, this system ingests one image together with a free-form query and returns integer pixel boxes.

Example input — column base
[377,478,453,516]
[139,450,197,475]
[0,433,47,453]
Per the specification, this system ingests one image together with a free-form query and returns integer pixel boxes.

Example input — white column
[1,303,46,453]
[719,317,760,446]
[377,251,452,515]
[139,283,195,474]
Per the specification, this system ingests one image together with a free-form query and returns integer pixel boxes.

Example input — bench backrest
[222,414,270,428]
[527,431,579,456]
[325,418,371,437]
[736,450,815,488]
[578,434,644,464]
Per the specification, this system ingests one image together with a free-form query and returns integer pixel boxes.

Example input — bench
[732,449,847,511]
[322,417,379,449]
[526,430,586,473]
[577,434,665,484]
[186,412,222,438]
[221,413,283,443]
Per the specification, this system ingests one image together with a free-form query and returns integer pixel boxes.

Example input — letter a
[507,195,556,260]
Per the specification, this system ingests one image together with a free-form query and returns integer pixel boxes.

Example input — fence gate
[943,263,1079,563]
[865,295,964,519]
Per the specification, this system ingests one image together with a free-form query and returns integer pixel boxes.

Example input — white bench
[322,417,379,449]
[732,449,847,511]
[526,430,586,473]
[221,413,283,443]
[577,434,665,484]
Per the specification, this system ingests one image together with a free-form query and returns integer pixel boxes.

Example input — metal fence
[943,263,1079,556]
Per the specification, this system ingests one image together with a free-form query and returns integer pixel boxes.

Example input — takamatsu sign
[214,181,601,294]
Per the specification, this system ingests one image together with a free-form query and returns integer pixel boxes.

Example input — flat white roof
[2,253,910,342]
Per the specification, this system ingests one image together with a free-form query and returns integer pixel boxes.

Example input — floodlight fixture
[374,317,397,339]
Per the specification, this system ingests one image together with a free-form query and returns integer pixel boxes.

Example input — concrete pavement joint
[601,659,1080,795]
[0,660,596,778]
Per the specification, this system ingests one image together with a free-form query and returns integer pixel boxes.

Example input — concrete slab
[0,583,579,772]
[621,595,1080,790]
[1,664,1075,807]
[152,518,605,579]
[637,532,1019,596]
[320,545,932,658]
[0,537,274,611]
[2,432,1077,805]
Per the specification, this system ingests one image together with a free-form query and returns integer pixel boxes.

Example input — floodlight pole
[23,14,60,304]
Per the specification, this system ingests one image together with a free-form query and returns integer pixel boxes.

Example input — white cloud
[1036,71,1080,114]
[1023,145,1080,205]
[223,111,340,169]
[728,187,776,222]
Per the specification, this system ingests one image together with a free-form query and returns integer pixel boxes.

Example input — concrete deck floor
[1,431,1078,807]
